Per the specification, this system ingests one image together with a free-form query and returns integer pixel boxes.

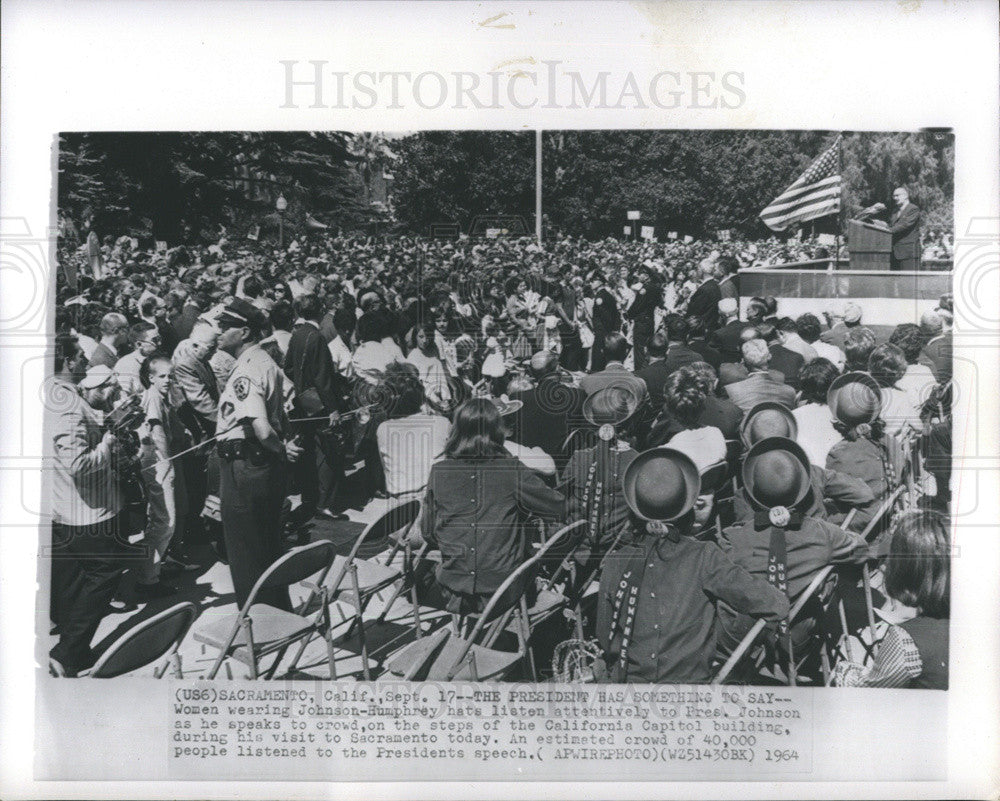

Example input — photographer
[49,349,136,677]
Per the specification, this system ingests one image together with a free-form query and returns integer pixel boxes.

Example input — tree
[57,132,367,244]
[390,131,535,235]
[542,130,954,240]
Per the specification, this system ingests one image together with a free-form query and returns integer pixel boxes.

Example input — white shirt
[376,413,451,496]
[811,340,846,370]
[352,340,400,382]
[406,348,451,404]
[113,350,146,397]
[896,363,936,412]
[792,402,842,467]
[328,335,354,378]
[881,386,921,436]
[504,440,557,476]
[667,426,726,473]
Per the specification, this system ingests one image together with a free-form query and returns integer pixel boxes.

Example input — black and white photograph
[44,128,954,687]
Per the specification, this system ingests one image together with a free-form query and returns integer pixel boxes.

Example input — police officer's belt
[218,439,273,464]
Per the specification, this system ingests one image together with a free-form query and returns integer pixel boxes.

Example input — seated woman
[648,366,727,472]
[825,371,892,532]
[404,321,452,413]
[418,398,566,615]
[375,362,451,499]
[558,386,642,576]
[868,343,922,437]
[597,447,789,684]
[792,358,842,468]
[718,437,868,658]
[835,510,949,689]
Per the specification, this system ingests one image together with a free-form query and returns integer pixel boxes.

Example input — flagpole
[834,132,844,271]
[535,129,543,245]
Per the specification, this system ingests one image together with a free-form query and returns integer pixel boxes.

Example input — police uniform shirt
[217,344,288,442]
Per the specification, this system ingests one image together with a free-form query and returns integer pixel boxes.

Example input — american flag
[760,137,841,232]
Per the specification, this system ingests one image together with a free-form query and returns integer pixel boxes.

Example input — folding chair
[697,459,730,542]
[561,427,598,462]
[195,540,337,679]
[713,565,836,686]
[324,498,423,680]
[79,602,198,678]
[380,525,571,682]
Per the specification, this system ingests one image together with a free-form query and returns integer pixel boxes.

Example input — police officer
[215,299,303,611]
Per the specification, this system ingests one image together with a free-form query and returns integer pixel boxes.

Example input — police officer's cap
[740,401,797,447]
[827,371,882,427]
[217,298,266,332]
[622,447,700,522]
[741,436,811,511]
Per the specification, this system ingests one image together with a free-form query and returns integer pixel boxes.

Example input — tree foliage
[544,130,954,239]
[58,131,367,244]
[389,131,535,235]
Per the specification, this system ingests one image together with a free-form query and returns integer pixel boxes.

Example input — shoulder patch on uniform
[233,376,251,401]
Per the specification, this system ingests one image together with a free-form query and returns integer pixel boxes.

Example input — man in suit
[716,255,740,303]
[712,298,746,364]
[579,333,648,403]
[685,259,722,332]
[880,186,921,271]
[589,273,621,373]
[761,322,806,391]
[684,314,722,371]
[86,312,129,369]
[633,331,672,411]
[285,293,347,527]
[725,338,796,412]
[508,351,586,467]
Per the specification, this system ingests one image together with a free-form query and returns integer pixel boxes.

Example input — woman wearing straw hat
[596,447,789,684]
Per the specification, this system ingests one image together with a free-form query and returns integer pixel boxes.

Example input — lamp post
[276,194,288,249]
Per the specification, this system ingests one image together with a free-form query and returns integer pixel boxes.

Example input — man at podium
[874,186,922,271]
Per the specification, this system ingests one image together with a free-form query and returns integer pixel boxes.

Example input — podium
[848,219,891,271]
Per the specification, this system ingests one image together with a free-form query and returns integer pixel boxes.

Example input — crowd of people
[48,228,953,686]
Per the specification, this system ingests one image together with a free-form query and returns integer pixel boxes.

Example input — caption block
[169,682,812,779]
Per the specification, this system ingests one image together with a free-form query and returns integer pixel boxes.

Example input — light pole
[276,194,287,249]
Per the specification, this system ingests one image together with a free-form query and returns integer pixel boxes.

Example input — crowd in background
[49,228,953,685]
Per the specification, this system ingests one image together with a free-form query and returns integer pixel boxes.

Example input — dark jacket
[890,202,921,261]
[509,376,587,463]
[626,286,658,331]
[720,515,868,601]
[700,395,744,440]
[591,288,621,333]
[767,344,805,391]
[686,278,722,330]
[284,321,342,413]
[598,532,789,683]
[422,455,565,597]
[712,320,745,363]
[686,337,722,371]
